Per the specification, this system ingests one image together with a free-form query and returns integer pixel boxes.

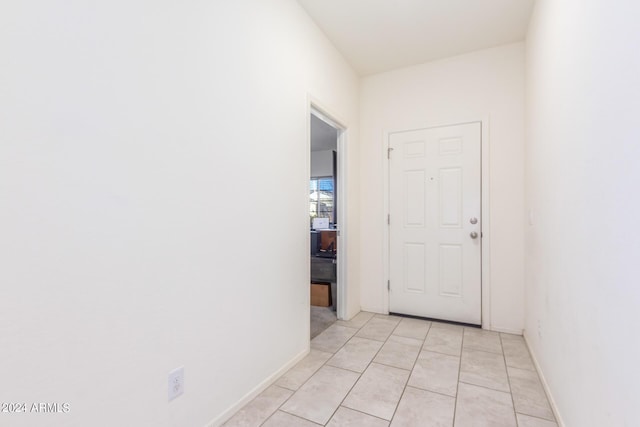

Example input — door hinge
[387,214,390,225]
[387,147,394,159]
[387,280,390,291]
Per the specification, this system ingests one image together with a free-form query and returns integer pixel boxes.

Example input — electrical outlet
[168,367,184,401]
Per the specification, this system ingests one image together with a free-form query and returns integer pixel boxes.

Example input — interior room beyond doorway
[309,112,339,338]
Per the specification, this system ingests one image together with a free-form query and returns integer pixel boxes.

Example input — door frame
[382,118,492,329]
[307,97,349,321]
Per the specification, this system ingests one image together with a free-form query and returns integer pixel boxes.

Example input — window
[310,177,334,226]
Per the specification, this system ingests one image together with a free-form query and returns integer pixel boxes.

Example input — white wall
[525,1,640,425]
[310,150,334,177]
[359,43,526,333]
[0,1,359,426]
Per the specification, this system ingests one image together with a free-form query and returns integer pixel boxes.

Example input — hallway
[4,1,639,424]
[224,313,556,426]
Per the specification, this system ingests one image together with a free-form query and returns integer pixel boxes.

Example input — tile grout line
[272,314,471,426]
[420,346,462,358]
[259,410,323,427]
[332,406,391,424]
[500,333,538,372]
[274,316,373,425]
[457,380,513,395]
[460,347,504,355]
[292,313,401,425]
[238,315,431,426]
[228,384,292,427]
[386,321,433,425]
[499,333,520,427]
[506,338,558,423]
[241,314,396,426]
[405,383,457,400]
[452,327,513,421]
[422,324,465,358]
[368,360,412,373]
[253,313,547,427]
[515,411,557,424]
[452,327,466,427]
[320,315,400,425]
[329,316,428,424]
[275,349,337,392]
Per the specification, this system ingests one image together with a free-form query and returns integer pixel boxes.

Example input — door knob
[470,217,478,224]
[470,231,478,239]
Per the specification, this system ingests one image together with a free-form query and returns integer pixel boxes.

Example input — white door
[388,122,481,324]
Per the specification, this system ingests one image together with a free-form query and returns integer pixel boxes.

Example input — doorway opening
[309,106,346,338]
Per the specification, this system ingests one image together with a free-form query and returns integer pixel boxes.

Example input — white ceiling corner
[297,0,535,75]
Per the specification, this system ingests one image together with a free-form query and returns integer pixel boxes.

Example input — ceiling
[311,114,338,152]
[297,0,535,75]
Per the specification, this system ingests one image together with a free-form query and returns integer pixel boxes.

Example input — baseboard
[359,306,386,315]
[360,308,524,336]
[205,346,310,427]
[522,332,566,427]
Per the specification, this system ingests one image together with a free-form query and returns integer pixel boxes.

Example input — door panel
[389,122,481,324]
[404,170,425,227]
[404,243,426,293]
[439,167,462,227]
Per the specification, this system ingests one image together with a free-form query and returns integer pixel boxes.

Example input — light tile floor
[224,313,557,427]
[311,306,337,339]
